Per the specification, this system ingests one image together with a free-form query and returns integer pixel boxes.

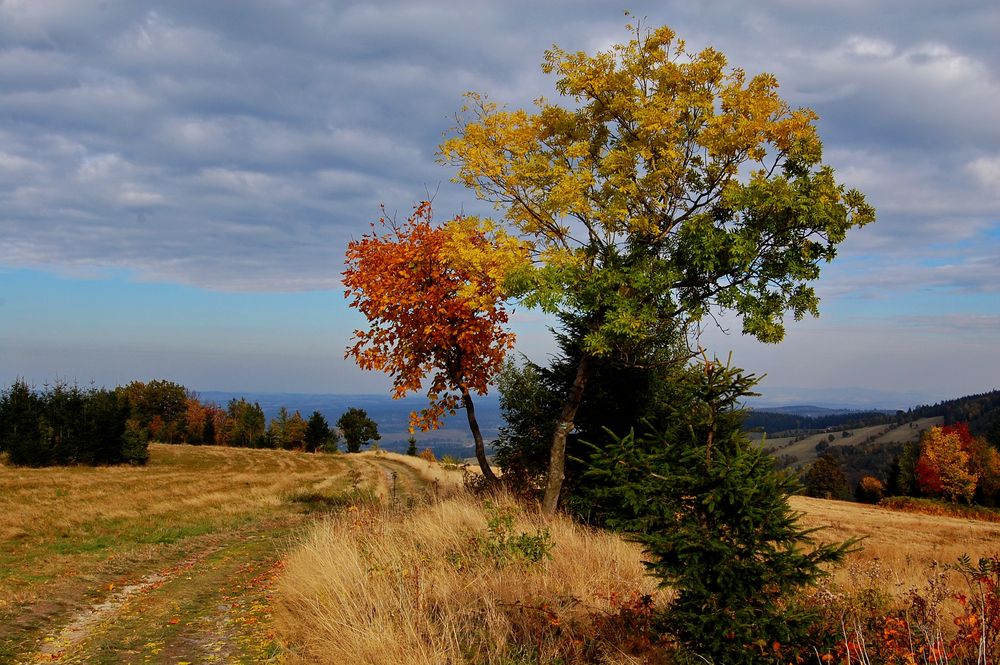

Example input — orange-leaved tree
[343,201,529,481]
[916,424,978,503]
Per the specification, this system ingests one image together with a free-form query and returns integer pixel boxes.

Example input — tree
[493,325,690,517]
[916,425,978,503]
[803,453,851,500]
[441,20,874,512]
[119,379,188,443]
[344,201,528,480]
[405,435,418,456]
[202,410,216,445]
[888,439,920,496]
[184,396,209,444]
[304,411,332,453]
[585,357,855,662]
[224,398,265,448]
[337,408,380,453]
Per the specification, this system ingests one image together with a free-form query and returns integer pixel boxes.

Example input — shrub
[855,475,886,504]
[476,502,553,565]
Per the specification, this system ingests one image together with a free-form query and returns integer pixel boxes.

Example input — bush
[855,475,886,504]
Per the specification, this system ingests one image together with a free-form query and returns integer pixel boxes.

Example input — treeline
[0,381,149,466]
[0,378,383,467]
[908,389,1000,445]
[743,409,896,435]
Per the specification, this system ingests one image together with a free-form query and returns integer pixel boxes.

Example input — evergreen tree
[406,435,418,456]
[586,358,855,663]
[202,411,216,445]
[304,411,332,453]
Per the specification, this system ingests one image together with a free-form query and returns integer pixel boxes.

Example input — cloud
[0,0,997,298]
[968,155,1000,190]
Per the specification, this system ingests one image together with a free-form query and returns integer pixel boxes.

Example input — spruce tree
[586,357,856,663]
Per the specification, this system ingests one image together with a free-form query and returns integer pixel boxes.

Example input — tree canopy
[343,201,528,477]
[337,407,380,454]
[440,21,874,511]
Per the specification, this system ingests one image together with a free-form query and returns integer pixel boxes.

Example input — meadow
[2,443,998,663]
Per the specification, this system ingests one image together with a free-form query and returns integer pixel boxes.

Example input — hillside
[3,443,999,662]
[755,416,943,483]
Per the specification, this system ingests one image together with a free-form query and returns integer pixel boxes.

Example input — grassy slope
[762,415,943,470]
[0,444,449,663]
[4,443,998,663]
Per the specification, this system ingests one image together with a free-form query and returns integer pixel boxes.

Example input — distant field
[759,416,943,470]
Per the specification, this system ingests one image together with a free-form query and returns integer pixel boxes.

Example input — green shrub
[477,502,553,566]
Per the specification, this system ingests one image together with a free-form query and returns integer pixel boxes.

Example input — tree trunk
[460,386,499,482]
[542,354,591,515]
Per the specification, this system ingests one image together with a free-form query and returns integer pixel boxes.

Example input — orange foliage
[916,425,978,503]
[343,201,526,431]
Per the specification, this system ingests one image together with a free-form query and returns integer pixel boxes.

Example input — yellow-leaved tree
[440,19,875,512]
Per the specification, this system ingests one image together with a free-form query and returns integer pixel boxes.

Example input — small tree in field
[343,201,528,480]
[337,408,380,453]
[304,411,332,453]
[586,357,855,663]
[803,453,852,501]
[441,19,874,512]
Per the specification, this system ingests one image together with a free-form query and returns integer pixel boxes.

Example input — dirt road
[3,450,437,664]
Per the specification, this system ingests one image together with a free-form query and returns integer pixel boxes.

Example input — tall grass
[274,493,668,664]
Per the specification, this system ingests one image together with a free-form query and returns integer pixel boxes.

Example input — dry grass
[276,491,1000,664]
[792,494,1000,591]
[274,493,667,664]
[0,443,350,610]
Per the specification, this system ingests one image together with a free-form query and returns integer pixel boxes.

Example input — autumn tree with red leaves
[343,201,528,481]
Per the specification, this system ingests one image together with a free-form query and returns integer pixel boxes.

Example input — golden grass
[792,494,1000,592]
[276,491,1000,664]
[0,443,350,610]
[274,493,667,664]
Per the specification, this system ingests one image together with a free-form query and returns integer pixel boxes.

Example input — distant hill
[757,389,1000,488]
[743,407,896,435]
[907,389,1000,444]
[752,405,891,418]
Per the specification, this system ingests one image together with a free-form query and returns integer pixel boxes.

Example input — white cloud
[967,155,1000,190]
[843,35,895,58]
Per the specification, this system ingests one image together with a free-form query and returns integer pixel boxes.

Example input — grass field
[0,444,460,663]
[3,443,998,663]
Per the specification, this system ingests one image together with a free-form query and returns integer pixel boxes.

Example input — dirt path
[12,454,436,664]
[21,516,297,664]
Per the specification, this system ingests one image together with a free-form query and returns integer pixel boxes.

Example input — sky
[1,0,998,408]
